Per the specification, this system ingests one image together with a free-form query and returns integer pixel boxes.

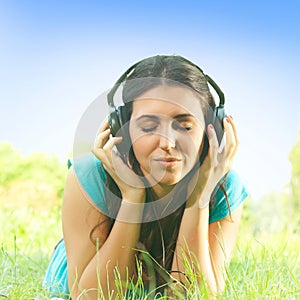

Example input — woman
[44,55,248,299]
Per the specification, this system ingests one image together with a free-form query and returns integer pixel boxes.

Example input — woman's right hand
[186,116,239,209]
[92,120,146,202]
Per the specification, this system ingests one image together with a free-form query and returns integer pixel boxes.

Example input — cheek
[181,132,204,165]
[184,132,203,153]
[131,138,144,158]
[130,130,154,163]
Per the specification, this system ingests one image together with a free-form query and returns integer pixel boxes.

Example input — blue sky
[0,0,299,200]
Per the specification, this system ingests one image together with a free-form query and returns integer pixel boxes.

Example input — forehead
[131,85,203,119]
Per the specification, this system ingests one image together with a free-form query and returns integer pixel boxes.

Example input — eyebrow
[135,113,195,122]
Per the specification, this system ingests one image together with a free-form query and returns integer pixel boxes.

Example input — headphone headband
[107,61,140,109]
[107,56,225,109]
[177,56,225,106]
[205,74,225,106]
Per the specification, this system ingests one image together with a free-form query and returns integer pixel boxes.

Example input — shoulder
[209,169,249,224]
[67,152,108,214]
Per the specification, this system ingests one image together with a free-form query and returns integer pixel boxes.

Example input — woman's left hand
[186,115,239,208]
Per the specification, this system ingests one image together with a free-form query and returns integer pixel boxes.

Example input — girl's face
[129,85,205,194]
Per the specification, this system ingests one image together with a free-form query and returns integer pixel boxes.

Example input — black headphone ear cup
[108,110,121,137]
[215,106,226,122]
[118,105,129,128]
[117,106,131,155]
[108,105,131,156]
[205,106,227,145]
[214,106,226,145]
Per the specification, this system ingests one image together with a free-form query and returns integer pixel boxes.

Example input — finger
[103,135,123,152]
[94,128,111,149]
[207,124,219,165]
[92,135,122,169]
[218,132,226,154]
[228,115,240,150]
[97,119,110,135]
[223,117,238,158]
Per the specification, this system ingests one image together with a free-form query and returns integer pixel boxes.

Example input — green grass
[1,204,299,299]
[223,232,300,299]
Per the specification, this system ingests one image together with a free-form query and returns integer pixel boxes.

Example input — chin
[143,167,188,187]
[155,174,184,186]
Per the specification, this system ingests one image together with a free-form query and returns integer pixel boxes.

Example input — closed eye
[141,125,158,132]
[173,121,193,131]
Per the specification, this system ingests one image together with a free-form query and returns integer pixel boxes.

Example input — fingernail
[209,124,214,130]
[229,115,233,120]
[226,117,230,123]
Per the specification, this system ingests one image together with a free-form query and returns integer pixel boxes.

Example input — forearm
[186,215,217,293]
[72,200,144,299]
[173,205,218,295]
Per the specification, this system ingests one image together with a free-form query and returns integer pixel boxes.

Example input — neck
[151,183,174,200]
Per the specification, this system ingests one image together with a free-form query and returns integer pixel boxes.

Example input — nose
[159,127,176,150]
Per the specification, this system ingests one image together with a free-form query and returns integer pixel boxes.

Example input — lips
[153,156,182,162]
[152,156,182,168]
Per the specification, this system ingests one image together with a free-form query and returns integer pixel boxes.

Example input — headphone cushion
[108,110,121,137]
[205,107,226,145]
[118,105,129,128]
[108,106,131,155]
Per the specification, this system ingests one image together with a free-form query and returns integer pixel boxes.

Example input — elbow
[71,290,99,300]
[69,277,100,300]
[70,283,104,300]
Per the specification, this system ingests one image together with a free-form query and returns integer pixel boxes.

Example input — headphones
[107,56,227,159]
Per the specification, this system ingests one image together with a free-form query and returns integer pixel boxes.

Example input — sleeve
[209,169,249,224]
[68,152,109,215]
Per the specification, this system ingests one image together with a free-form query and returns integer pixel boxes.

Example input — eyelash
[141,123,193,132]
[141,126,157,133]
[174,123,193,131]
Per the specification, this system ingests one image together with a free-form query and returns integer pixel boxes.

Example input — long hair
[91,55,229,293]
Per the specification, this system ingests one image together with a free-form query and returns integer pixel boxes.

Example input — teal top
[43,152,249,298]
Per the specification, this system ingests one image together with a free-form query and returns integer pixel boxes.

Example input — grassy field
[1,196,299,299]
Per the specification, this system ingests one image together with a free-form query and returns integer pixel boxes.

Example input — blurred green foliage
[288,122,300,230]
[242,122,300,235]
[0,141,66,252]
[248,121,300,235]
[0,141,67,198]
